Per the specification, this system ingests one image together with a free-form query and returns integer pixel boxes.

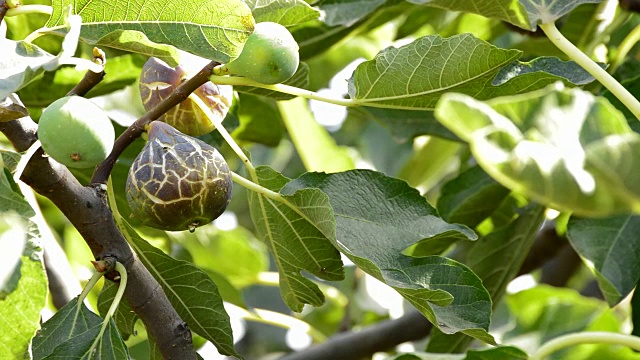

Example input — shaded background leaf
[567,214,640,305]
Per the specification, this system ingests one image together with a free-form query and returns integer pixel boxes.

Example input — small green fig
[37,96,114,169]
[126,121,232,232]
[221,22,299,84]
[139,57,232,136]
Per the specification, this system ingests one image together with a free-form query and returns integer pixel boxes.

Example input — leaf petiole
[231,171,285,203]
[530,331,640,360]
[540,22,640,119]
[209,75,357,107]
[88,261,128,355]
[188,93,256,176]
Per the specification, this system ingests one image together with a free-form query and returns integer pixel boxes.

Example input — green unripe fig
[126,121,232,232]
[221,22,299,85]
[37,96,114,169]
[139,57,233,136]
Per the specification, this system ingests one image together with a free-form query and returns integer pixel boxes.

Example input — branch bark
[1,116,197,359]
[278,310,432,360]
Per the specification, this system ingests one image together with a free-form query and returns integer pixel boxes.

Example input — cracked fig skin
[126,121,232,232]
[139,57,232,136]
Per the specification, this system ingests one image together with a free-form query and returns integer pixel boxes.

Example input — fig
[139,57,232,136]
[220,22,299,85]
[37,96,114,169]
[126,121,232,232]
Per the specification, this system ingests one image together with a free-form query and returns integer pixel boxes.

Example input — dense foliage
[2,0,640,359]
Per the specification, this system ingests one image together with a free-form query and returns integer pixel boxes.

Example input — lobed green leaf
[283,170,496,343]
[348,34,597,111]
[247,166,344,311]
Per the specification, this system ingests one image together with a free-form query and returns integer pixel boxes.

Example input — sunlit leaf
[45,0,254,63]
[348,34,597,111]
[0,166,34,218]
[567,214,640,305]
[247,166,344,312]
[124,221,239,357]
[435,83,640,216]
[283,170,494,343]
[242,0,320,26]
[0,39,55,100]
[408,0,531,30]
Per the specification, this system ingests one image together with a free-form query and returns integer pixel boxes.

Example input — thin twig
[90,60,220,185]
[66,48,106,97]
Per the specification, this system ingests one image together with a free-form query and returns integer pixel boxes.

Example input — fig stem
[189,93,255,173]
[66,47,106,97]
[209,75,357,107]
[88,261,128,356]
[231,171,320,226]
[541,22,640,119]
[231,171,283,202]
[90,60,220,185]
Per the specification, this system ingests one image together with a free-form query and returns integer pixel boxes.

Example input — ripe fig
[37,96,114,169]
[139,57,233,136]
[220,22,299,85]
[126,121,232,232]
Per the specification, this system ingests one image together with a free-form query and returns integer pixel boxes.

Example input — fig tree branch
[90,60,220,185]
[66,48,106,97]
[1,117,198,359]
[277,310,432,360]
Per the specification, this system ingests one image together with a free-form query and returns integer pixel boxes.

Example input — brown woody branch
[0,59,221,359]
[0,0,9,23]
[1,118,197,359]
[65,48,107,97]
